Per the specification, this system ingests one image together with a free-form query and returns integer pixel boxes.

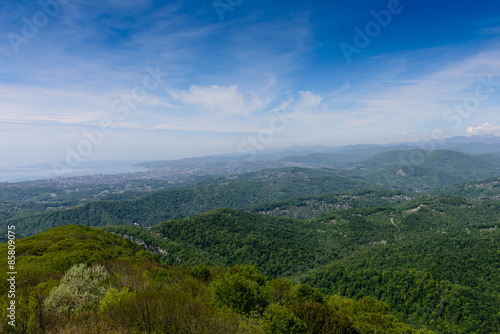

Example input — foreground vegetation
[0,225,433,334]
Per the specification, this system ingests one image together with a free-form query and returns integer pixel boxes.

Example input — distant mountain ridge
[137,135,500,171]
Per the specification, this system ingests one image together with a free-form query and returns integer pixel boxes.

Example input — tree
[292,284,324,305]
[291,301,359,334]
[212,266,268,314]
[45,263,110,316]
[263,304,306,334]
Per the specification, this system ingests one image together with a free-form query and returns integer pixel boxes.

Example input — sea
[0,161,149,183]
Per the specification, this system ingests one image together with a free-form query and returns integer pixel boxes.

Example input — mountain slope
[247,189,412,218]
[353,150,500,191]
[106,208,325,277]
[0,225,154,294]
[302,198,500,334]
[358,149,500,179]
[0,225,432,334]
[438,176,500,199]
[1,168,377,239]
[103,197,500,334]
[365,165,465,191]
[4,149,500,240]
[278,153,364,167]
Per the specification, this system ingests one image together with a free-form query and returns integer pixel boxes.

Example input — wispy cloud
[2,0,500,167]
[344,49,500,129]
[479,26,500,35]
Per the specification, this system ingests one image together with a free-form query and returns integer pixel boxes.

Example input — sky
[1,0,500,171]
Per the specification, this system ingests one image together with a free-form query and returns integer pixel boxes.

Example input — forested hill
[433,176,500,199]
[356,150,500,190]
[104,196,500,334]
[302,197,500,333]
[246,189,412,218]
[3,149,500,239]
[0,225,434,334]
[105,208,325,277]
[0,168,378,239]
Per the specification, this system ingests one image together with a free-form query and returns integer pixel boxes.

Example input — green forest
[0,225,434,334]
[102,197,500,333]
[1,149,500,333]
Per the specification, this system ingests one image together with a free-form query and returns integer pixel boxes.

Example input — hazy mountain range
[137,135,500,171]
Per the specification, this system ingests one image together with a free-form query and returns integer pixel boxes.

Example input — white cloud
[466,122,500,135]
[297,91,323,110]
[401,130,416,135]
[169,85,262,116]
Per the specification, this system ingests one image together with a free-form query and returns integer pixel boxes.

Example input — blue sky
[1,0,500,169]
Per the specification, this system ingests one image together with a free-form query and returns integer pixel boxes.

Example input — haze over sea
[0,161,148,182]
